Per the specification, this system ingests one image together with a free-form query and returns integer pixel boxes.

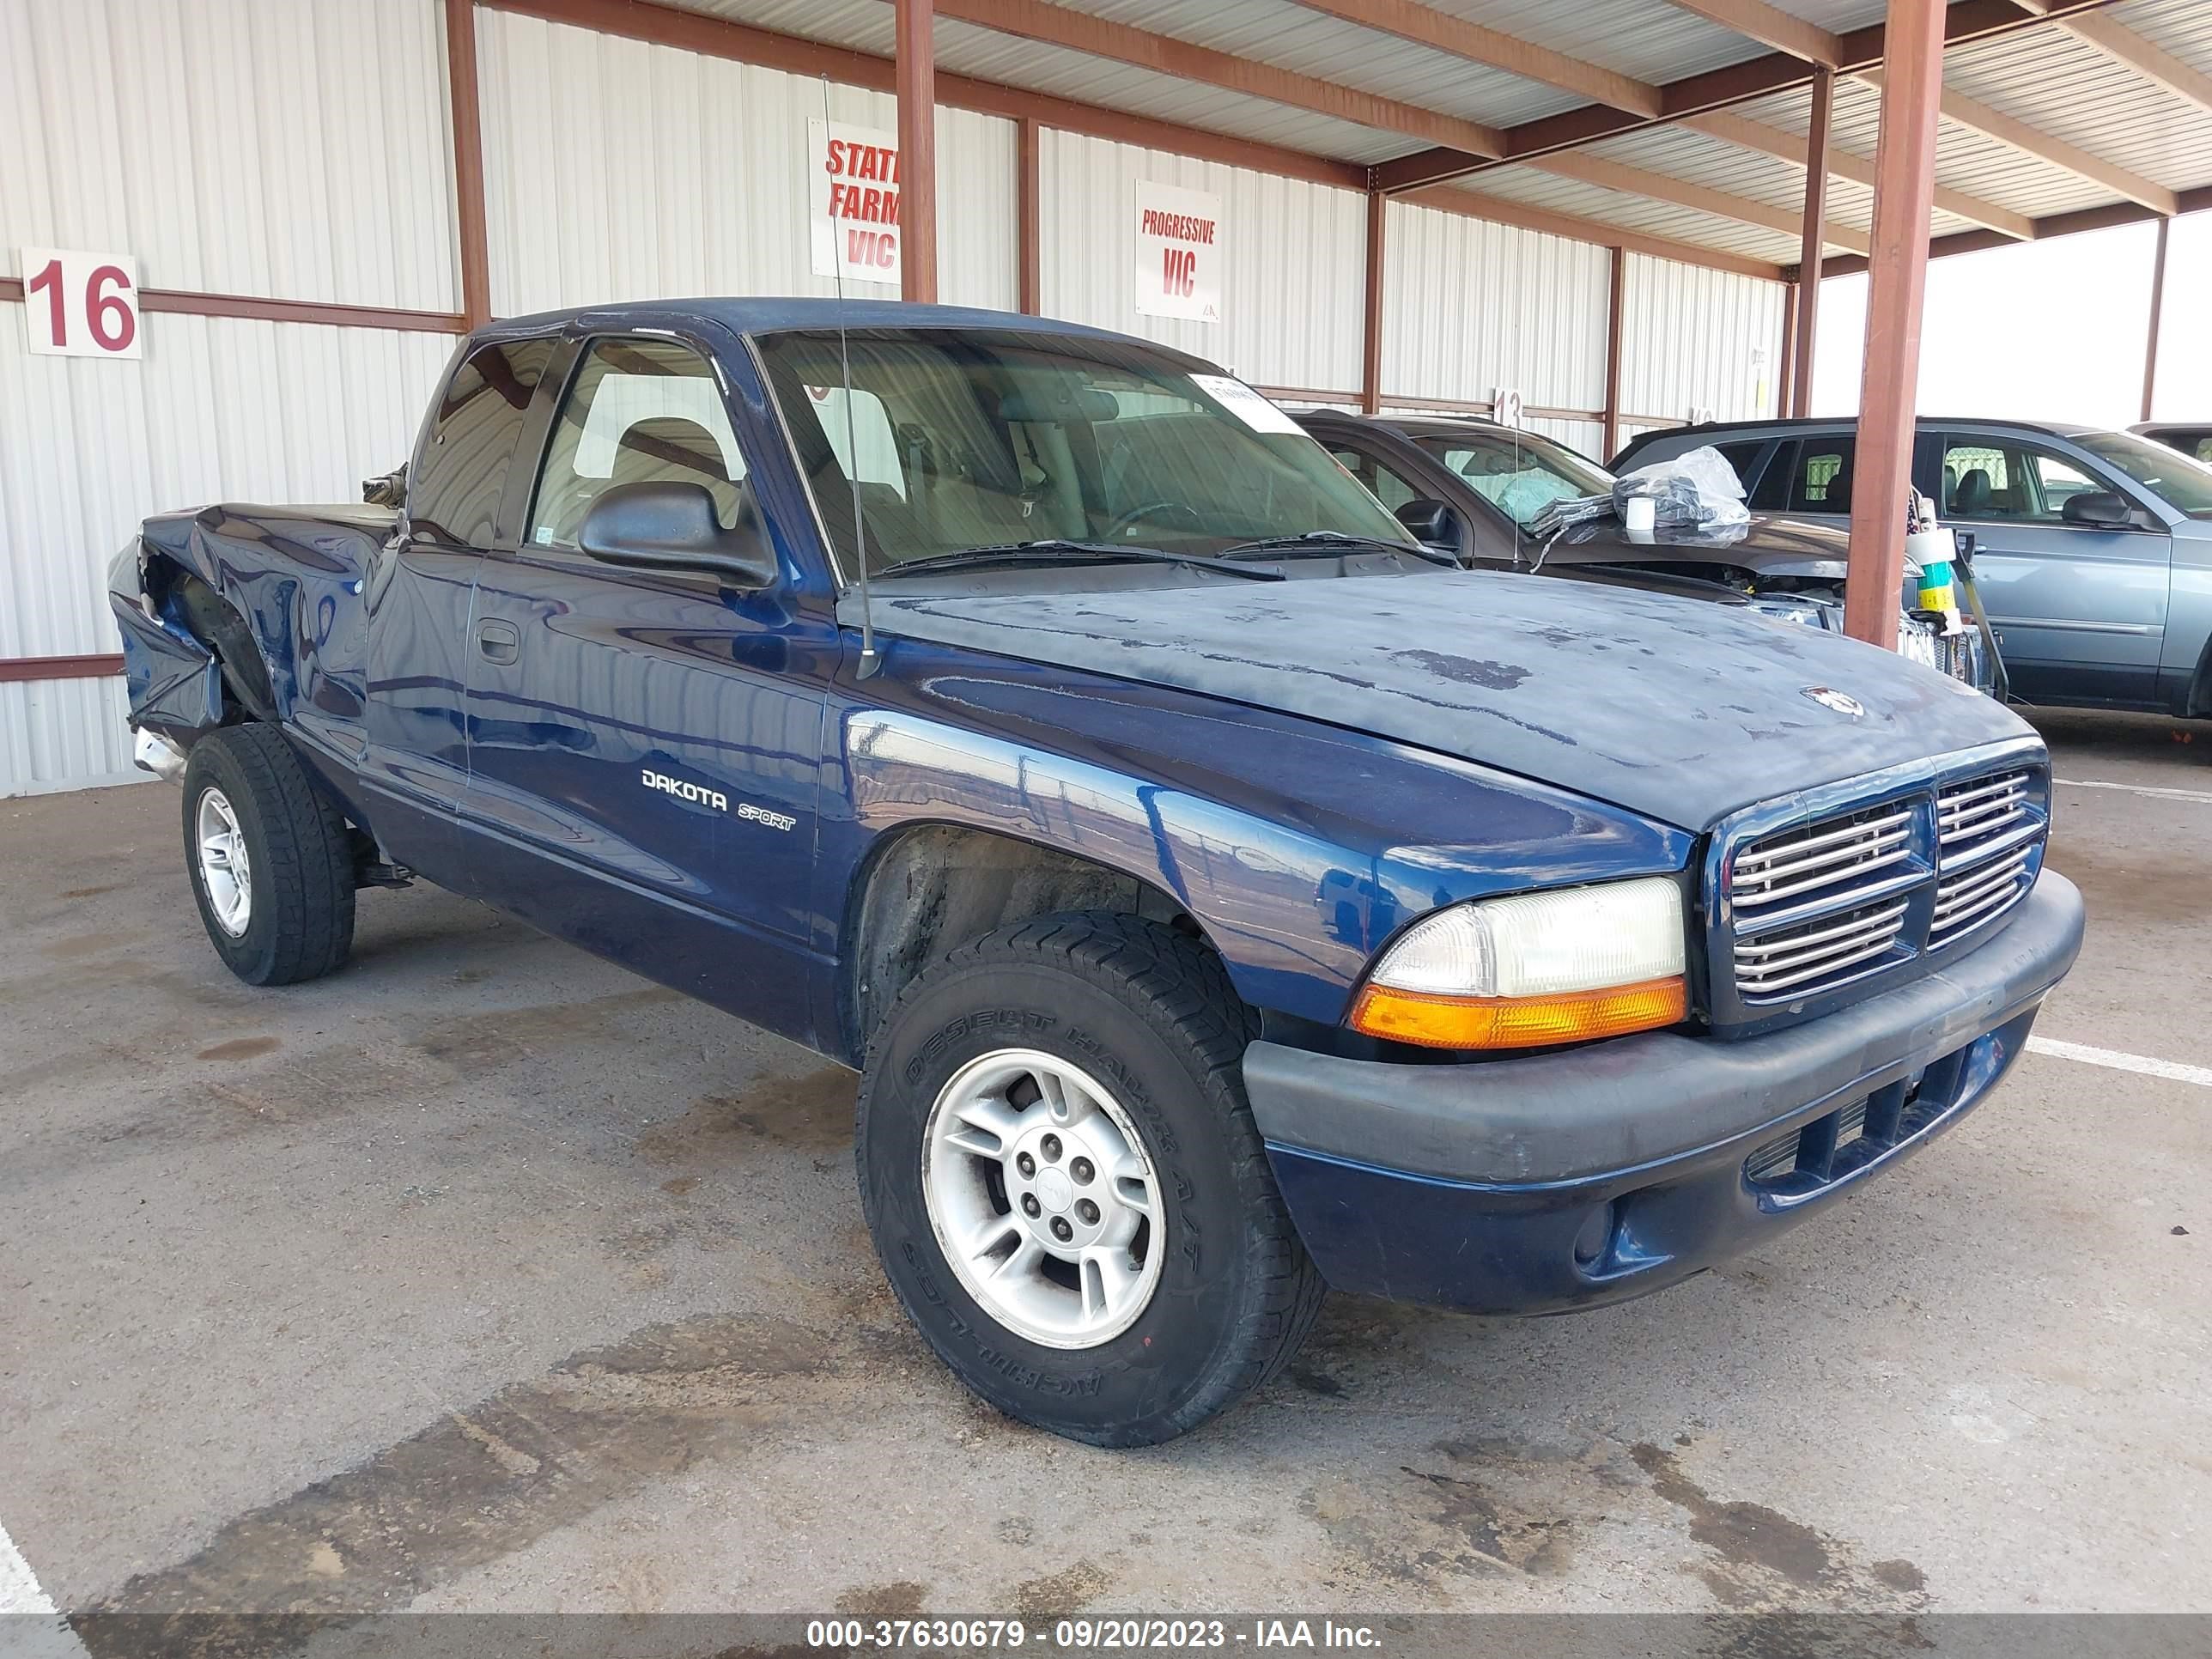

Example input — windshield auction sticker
[1135,179,1224,323]
[1190,374,1301,435]
[809,118,902,286]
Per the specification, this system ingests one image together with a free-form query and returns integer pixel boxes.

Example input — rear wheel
[856,912,1324,1445]
[181,725,356,986]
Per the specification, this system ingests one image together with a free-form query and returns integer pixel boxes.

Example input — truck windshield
[1413,429,1614,531]
[752,327,1417,579]
[2074,429,2212,520]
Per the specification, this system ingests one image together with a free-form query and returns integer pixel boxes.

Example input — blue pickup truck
[112,299,2082,1445]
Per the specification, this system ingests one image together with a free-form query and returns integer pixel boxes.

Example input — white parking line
[2027,1036,2212,1088]
[0,1522,88,1658]
[2056,776,2212,805]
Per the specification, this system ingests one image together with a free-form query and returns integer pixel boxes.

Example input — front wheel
[180,724,356,986]
[856,913,1325,1445]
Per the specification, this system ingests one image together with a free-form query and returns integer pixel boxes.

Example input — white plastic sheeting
[1036,130,1367,394]
[1381,199,1610,416]
[478,9,1018,317]
[1618,253,1787,427]
[0,0,459,312]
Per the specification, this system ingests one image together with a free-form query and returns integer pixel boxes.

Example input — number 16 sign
[21,247,143,359]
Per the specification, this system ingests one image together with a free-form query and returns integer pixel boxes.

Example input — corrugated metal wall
[478,9,1018,316]
[1036,130,1368,393]
[1380,199,1611,416]
[0,0,458,312]
[1618,252,1787,426]
[0,0,460,796]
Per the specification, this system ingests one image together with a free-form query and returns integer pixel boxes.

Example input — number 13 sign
[21,247,143,359]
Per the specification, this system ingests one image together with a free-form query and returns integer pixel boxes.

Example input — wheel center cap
[1035,1167,1074,1212]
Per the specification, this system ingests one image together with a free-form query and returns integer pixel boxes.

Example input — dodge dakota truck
[112,298,2083,1446]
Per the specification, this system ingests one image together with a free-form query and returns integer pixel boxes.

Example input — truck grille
[1720,759,2047,1011]
[1932,771,2039,945]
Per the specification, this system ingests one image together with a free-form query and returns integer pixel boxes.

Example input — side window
[1941,440,2087,520]
[1748,441,1795,511]
[410,337,555,545]
[1789,438,1855,514]
[527,337,749,549]
[2031,451,2098,516]
[1325,444,1419,512]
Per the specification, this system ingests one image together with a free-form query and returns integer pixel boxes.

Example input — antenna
[824,74,882,680]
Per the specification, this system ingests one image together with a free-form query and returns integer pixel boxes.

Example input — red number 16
[27,258,137,352]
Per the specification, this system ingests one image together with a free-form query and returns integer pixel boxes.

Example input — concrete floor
[1,707,2205,1631]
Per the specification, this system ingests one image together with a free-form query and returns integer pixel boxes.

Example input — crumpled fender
[108,544,227,738]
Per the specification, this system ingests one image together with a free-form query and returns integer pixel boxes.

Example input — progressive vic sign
[809,119,902,287]
[1134,181,1223,324]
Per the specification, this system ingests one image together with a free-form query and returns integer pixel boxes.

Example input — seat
[611,416,744,527]
[1819,461,1852,512]
[1951,468,1992,517]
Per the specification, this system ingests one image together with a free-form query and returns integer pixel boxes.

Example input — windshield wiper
[875,539,1285,581]
[1218,531,1458,567]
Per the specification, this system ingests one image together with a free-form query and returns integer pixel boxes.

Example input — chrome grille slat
[1733,828,1913,905]
[1734,899,1911,994]
[1929,770,2043,949]
[1725,763,2049,1006]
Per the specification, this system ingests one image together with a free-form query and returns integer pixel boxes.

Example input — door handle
[476,618,520,665]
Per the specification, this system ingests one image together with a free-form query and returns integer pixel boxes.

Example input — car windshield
[2075,429,2212,519]
[1413,428,1614,531]
[752,326,1417,578]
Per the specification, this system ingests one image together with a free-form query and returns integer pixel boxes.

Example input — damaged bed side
[107,501,395,781]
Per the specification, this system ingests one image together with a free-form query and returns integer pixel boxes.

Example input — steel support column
[1791,66,1833,417]
[446,0,493,326]
[1601,247,1626,457]
[896,0,939,303]
[2142,214,2171,422]
[1018,117,1042,314]
[1362,188,1387,414]
[1844,0,1946,650]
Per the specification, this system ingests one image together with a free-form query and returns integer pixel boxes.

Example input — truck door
[1936,432,2171,706]
[459,331,830,1043]
[363,335,555,886]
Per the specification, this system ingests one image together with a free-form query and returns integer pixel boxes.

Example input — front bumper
[1243,871,2083,1314]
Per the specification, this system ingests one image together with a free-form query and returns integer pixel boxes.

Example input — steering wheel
[1103,500,1207,540]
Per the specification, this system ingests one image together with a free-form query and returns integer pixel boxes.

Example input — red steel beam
[1601,246,1626,458]
[1844,0,1947,652]
[446,0,494,326]
[0,655,125,684]
[1017,117,1042,314]
[1814,185,2212,276]
[1790,65,1832,418]
[1361,189,1387,414]
[0,276,465,332]
[1777,278,1798,416]
[896,0,939,304]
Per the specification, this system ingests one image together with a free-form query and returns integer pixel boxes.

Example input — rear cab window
[409,337,556,546]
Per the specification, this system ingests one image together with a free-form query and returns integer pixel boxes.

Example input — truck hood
[850,569,2033,832]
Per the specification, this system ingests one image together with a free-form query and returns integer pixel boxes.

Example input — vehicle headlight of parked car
[1349,876,1687,1049]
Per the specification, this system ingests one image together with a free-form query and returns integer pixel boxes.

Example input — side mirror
[2060,489,2152,531]
[576,480,779,586]
[1395,496,1464,551]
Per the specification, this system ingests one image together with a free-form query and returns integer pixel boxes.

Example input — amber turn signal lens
[1348,975,1688,1050]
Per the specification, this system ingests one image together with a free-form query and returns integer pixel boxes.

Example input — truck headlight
[1347,877,1687,1049]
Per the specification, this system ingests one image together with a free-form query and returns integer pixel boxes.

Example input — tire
[856,912,1326,1445]
[180,724,356,986]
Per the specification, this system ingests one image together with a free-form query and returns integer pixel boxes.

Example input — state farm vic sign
[1134,181,1223,324]
[809,119,902,286]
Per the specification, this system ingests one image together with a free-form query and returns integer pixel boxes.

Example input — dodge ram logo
[1802,686,1864,718]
